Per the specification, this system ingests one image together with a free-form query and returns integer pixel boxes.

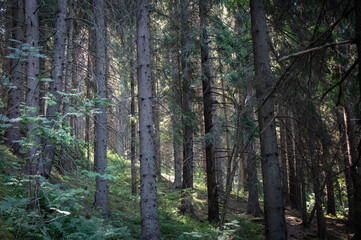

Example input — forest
[0,0,360,239]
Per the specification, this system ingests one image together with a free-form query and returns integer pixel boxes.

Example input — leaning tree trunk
[250,0,287,239]
[137,0,161,238]
[93,0,109,216]
[199,0,219,225]
[25,0,40,175]
[6,0,24,155]
[42,0,67,178]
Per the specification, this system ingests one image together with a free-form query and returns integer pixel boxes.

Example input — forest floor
[0,147,353,239]
[285,210,350,240]
[161,174,352,239]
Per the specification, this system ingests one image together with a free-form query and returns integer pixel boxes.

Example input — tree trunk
[295,122,308,227]
[279,112,290,207]
[326,170,336,216]
[59,2,74,173]
[152,76,161,180]
[285,112,297,209]
[137,0,161,238]
[336,109,354,224]
[199,0,219,225]
[180,0,194,190]
[311,153,327,239]
[343,105,361,238]
[25,0,40,175]
[42,0,67,178]
[6,0,24,155]
[246,138,263,217]
[250,0,287,238]
[130,51,137,195]
[93,0,109,216]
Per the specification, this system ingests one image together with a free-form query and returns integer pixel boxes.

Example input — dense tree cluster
[0,0,360,239]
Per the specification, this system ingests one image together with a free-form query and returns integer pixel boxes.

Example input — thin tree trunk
[43,0,67,178]
[218,49,228,199]
[93,0,109,216]
[279,112,290,207]
[6,0,24,155]
[295,122,308,227]
[286,111,297,209]
[137,0,161,238]
[59,2,74,173]
[130,52,137,195]
[250,0,287,238]
[152,75,161,180]
[336,110,354,223]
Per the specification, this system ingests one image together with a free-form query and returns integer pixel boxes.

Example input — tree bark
[279,112,290,207]
[42,0,67,178]
[250,0,287,238]
[180,0,194,190]
[137,0,161,238]
[326,170,336,216]
[25,0,40,175]
[59,1,74,173]
[246,138,263,217]
[6,0,24,155]
[286,111,297,209]
[199,0,219,225]
[93,0,110,216]
[343,105,361,238]
[130,50,137,196]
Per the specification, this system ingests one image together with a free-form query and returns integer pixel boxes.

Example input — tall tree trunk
[250,0,287,238]
[295,122,308,227]
[137,0,161,238]
[25,0,40,175]
[180,0,194,190]
[152,76,161,180]
[336,110,354,224]
[173,53,182,189]
[6,0,24,155]
[286,111,297,209]
[59,2,74,173]
[279,112,290,207]
[218,49,229,199]
[199,0,219,225]
[343,105,361,238]
[93,0,109,216]
[42,0,67,178]
[130,51,137,196]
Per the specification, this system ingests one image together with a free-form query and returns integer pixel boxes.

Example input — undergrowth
[0,145,263,239]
